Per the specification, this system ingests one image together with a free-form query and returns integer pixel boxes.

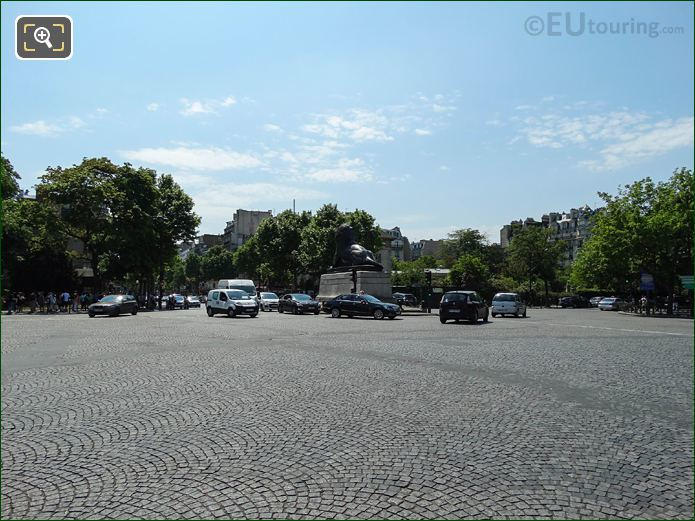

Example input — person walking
[6,293,16,315]
[60,290,70,312]
[37,291,45,313]
[29,292,37,314]
[71,292,79,313]
[48,292,57,313]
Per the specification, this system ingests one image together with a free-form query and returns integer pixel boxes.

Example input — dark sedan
[560,295,589,308]
[439,291,489,324]
[278,293,321,314]
[88,294,138,317]
[324,293,400,320]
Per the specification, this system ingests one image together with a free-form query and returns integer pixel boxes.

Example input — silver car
[259,292,280,311]
[491,292,527,318]
[598,297,626,311]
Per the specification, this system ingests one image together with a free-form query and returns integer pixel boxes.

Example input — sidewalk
[618,310,693,320]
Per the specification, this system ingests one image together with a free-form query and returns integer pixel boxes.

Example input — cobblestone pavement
[2,308,693,519]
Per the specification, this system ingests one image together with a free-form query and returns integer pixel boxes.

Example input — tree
[571,168,693,312]
[449,253,492,293]
[391,256,439,286]
[185,253,202,292]
[506,227,564,304]
[37,157,121,290]
[1,155,22,200]
[298,204,343,277]
[201,245,236,282]
[440,228,488,267]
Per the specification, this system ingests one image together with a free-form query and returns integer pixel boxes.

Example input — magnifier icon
[33,26,53,49]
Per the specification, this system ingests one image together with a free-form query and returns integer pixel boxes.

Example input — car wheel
[470,310,478,323]
[88,312,95,318]
[207,307,214,317]
[439,317,447,324]
[483,311,489,322]
[131,308,138,315]
[373,309,384,320]
[491,312,497,318]
[278,306,284,313]
[227,308,236,318]
[388,315,395,320]
[250,312,258,318]
[331,308,341,318]
[313,310,320,315]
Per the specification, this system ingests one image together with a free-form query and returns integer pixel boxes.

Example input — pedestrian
[29,292,37,313]
[72,292,79,313]
[60,290,70,312]
[17,292,25,314]
[37,291,45,313]
[6,293,16,315]
[47,292,56,313]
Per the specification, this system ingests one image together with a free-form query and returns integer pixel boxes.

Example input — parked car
[206,289,259,318]
[439,291,489,324]
[392,292,417,307]
[324,294,400,320]
[279,293,321,315]
[172,294,185,309]
[186,296,201,308]
[559,295,589,308]
[589,296,604,307]
[259,292,280,311]
[88,294,138,317]
[491,292,526,318]
[598,297,626,311]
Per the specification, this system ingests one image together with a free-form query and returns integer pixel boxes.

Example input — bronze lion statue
[331,223,383,271]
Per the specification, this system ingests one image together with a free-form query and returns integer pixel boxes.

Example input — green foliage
[1,155,22,200]
[449,253,492,291]
[505,226,564,294]
[440,228,487,266]
[391,256,439,286]
[571,168,693,296]
[201,245,236,282]
[185,253,202,288]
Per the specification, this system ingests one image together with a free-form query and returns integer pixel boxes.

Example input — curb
[618,311,693,320]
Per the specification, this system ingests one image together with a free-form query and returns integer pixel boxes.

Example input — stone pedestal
[318,270,393,303]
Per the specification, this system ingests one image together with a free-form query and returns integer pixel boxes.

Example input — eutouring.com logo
[524,12,685,38]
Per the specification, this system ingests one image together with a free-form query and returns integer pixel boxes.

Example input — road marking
[545,322,690,337]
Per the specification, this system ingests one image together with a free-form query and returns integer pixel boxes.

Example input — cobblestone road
[2,308,693,519]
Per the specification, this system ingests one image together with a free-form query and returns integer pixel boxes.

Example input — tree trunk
[544,279,549,307]
[157,262,164,311]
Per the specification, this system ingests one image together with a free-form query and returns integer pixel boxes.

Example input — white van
[217,279,257,297]
[207,289,259,318]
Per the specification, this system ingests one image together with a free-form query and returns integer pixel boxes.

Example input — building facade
[410,239,445,260]
[179,234,223,260]
[222,209,273,252]
[500,206,599,266]
[376,226,411,273]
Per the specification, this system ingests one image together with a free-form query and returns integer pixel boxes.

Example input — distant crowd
[3,291,105,315]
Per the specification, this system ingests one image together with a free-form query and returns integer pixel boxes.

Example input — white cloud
[262,123,283,133]
[432,104,456,113]
[302,110,394,142]
[147,103,160,112]
[68,116,86,129]
[304,158,373,183]
[414,128,432,136]
[439,165,450,171]
[581,117,694,171]
[120,146,263,171]
[11,120,64,137]
[179,95,240,116]
[180,99,215,116]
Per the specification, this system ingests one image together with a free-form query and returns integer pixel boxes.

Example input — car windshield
[226,290,251,300]
[188,296,199,301]
[229,285,255,296]
[362,295,381,303]
[493,294,515,302]
[99,295,122,303]
[261,293,278,299]
[602,298,616,302]
[443,293,468,302]
[293,294,312,301]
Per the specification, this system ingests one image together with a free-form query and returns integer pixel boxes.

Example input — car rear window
[493,294,515,302]
[442,293,467,302]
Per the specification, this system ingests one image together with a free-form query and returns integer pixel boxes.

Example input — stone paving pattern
[1,308,693,519]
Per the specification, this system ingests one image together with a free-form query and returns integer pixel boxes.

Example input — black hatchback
[439,291,489,324]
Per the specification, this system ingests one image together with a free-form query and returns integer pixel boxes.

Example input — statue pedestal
[317,270,393,304]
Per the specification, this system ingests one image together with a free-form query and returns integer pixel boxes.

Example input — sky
[2,1,693,244]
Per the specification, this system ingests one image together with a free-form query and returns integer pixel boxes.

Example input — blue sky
[2,1,693,243]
